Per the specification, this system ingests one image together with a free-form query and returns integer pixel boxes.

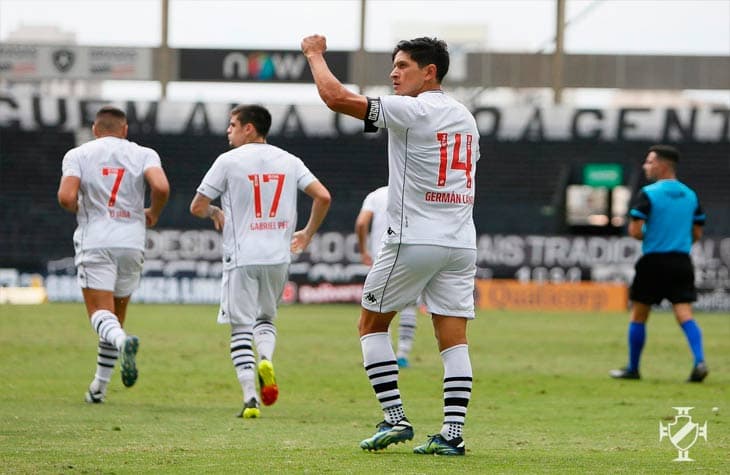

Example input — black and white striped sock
[90,339,118,394]
[90,310,126,350]
[361,332,405,425]
[440,344,472,441]
[230,325,256,401]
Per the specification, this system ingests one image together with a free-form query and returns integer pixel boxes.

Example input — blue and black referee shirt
[629,179,705,255]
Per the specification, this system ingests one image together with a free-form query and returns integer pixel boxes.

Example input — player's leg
[359,243,429,451]
[413,315,470,456]
[669,254,708,382]
[675,303,707,381]
[83,287,126,349]
[253,264,287,406]
[359,307,413,450]
[85,338,118,403]
[413,248,474,456]
[84,287,139,391]
[611,255,656,380]
[609,301,649,379]
[230,323,259,418]
[220,267,260,417]
[84,273,131,400]
[113,295,131,326]
[396,304,417,368]
[78,249,137,395]
[254,320,278,406]
[112,250,144,389]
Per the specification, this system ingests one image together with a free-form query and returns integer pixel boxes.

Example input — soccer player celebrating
[610,145,709,382]
[303,35,480,455]
[190,104,331,418]
[58,105,170,403]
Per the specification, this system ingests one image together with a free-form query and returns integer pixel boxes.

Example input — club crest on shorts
[659,407,707,462]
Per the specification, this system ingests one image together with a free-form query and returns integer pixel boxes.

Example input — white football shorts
[75,248,144,297]
[362,243,476,318]
[218,263,289,326]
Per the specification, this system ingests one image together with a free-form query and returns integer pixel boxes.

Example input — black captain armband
[364,97,380,133]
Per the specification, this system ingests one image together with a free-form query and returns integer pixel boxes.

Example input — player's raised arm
[301,34,368,120]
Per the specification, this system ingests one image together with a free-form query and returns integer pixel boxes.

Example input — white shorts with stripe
[362,243,476,318]
[75,248,144,297]
[218,264,289,326]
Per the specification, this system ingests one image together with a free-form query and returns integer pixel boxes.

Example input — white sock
[396,306,417,359]
[253,320,277,362]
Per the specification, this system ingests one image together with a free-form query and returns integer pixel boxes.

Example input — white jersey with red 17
[196,142,317,268]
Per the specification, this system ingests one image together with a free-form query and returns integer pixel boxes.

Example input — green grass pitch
[1,303,728,473]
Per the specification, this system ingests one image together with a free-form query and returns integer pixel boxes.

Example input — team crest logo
[659,407,707,462]
[52,49,75,73]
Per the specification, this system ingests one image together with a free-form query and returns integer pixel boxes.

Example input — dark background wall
[1,127,728,272]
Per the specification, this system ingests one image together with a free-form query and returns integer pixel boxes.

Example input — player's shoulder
[65,137,103,159]
[676,180,700,200]
[371,186,388,198]
[263,143,306,166]
[124,139,160,157]
[64,142,85,158]
[422,91,477,121]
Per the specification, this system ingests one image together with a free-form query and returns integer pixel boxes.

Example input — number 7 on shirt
[102,167,126,207]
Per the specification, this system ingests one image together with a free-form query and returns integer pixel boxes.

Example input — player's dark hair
[649,144,680,163]
[94,105,127,132]
[392,37,450,83]
[231,104,272,137]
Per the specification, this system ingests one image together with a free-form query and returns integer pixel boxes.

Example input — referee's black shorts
[629,252,697,305]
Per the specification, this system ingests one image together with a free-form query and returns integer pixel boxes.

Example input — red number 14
[437,132,472,188]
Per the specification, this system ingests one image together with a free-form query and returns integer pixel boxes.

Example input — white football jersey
[360,186,389,257]
[61,136,162,253]
[196,142,317,269]
[372,90,480,249]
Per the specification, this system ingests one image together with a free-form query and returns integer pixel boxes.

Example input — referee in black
[610,145,708,382]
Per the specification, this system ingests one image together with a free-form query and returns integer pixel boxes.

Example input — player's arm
[354,209,374,265]
[144,167,170,227]
[190,192,224,231]
[628,218,644,240]
[627,190,650,241]
[692,224,703,243]
[301,34,368,120]
[291,180,332,253]
[57,175,81,213]
[692,202,705,243]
